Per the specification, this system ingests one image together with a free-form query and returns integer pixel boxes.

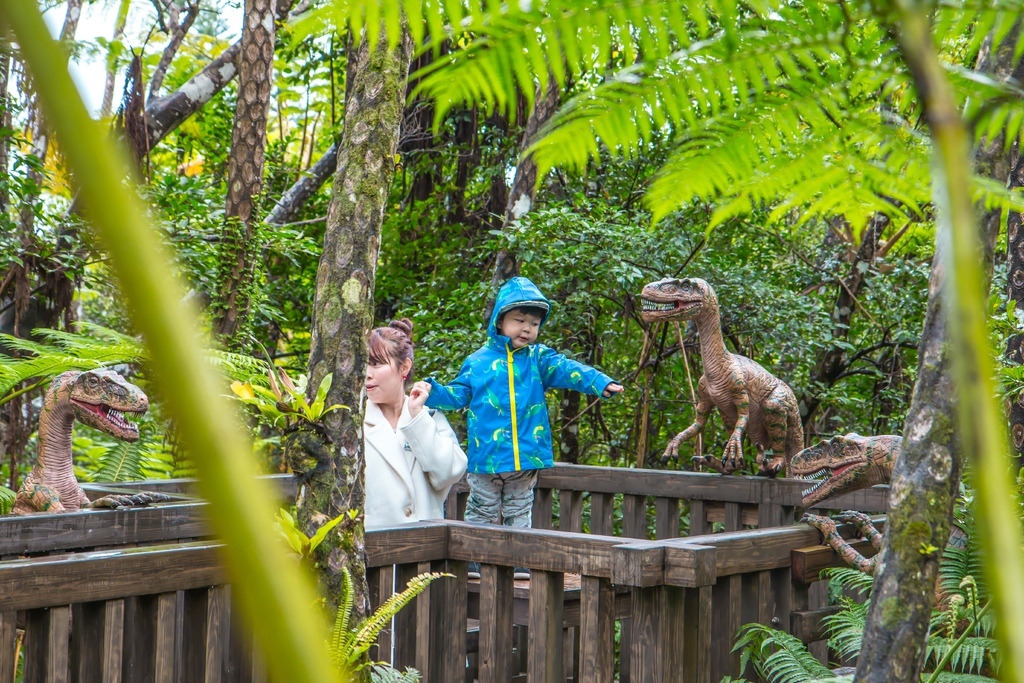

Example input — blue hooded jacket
[425,277,616,474]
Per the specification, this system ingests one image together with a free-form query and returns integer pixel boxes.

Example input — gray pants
[465,470,539,529]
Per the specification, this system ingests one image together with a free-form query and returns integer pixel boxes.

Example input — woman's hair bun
[388,318,413,339]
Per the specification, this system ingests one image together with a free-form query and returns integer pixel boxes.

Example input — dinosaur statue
[13,369,171,514]
[640,277,803,475]
[790,433,901,574]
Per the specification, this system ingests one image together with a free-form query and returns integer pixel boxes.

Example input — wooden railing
[366,517,882,683]
[447,464,889,539]
[0,468,884,682]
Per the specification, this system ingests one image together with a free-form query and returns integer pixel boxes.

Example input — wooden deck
[0,466,888,682]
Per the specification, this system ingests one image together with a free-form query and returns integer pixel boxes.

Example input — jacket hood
[488,277,551,347]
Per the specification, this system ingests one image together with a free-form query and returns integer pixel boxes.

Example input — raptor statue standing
[791,433,901,574]
[640,277,803,475]
[13,369,170,514]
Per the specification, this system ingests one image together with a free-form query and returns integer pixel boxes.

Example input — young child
[421,277,623,540]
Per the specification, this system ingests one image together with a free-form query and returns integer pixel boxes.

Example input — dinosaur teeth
[640,299,675,312]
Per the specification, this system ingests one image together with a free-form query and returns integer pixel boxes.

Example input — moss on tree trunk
[298,27,413,615]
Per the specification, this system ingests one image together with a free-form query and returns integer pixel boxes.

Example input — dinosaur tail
[784,401,804,471]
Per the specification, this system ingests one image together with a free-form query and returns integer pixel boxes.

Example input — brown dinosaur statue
[640,277,803,475]
[13,369,171,514]
[790,433,901,574]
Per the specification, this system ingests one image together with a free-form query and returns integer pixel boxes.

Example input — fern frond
[369,664,421,682]
[95,441,145,482]
[823,598,869,661]
[733,622,834,683]
[0,486,15,515]
[347,572,451,665]
[822,566,876,599]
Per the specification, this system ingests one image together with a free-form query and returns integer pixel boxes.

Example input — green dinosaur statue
[791,433,901,574]
[640,277,803,475]
[13,369,171,514]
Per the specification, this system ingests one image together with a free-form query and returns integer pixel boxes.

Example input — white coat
[363,397,467,530]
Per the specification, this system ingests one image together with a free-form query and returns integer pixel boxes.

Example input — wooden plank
[533,488,554,530]
[392,564,419,673]
[364,523,449,567]
[527,571,563,682]
[47,606,70,683]
[24,606,70,683]
[0,611,15,683]
[757,570,772,625]
[682,586,712,683]
[368,566,394,664]
[661,544,717,588]
[71,600,122,683]
[653,498,679,540]
[757,501,784,529]
[589,493,614,536]
[622,495,647,539]
[153,592,176,683]
[687,499,708,538]
[415,562,431,677]
[629,585,684,683]
[447,523,625,577]
[726,574,742,676]
[791,606,841,644]
[561,491,584,533]
[478,565,514,683]
[578,577,613,683]
[0,504,210,557]
[0,542,224,611]
[791,540,879,583]
[611,543,664,588]
[536,465,889,511]
[692,516,886,577]
[428,559,467,683]
[723,502,741,532]
[183,586,228,683]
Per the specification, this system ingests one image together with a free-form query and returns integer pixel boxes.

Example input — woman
[363,319,467,530]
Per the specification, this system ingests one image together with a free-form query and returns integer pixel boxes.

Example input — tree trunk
[799,213,887,428]
[856,13,1023,682]
[485,79,561,320]
[212,0,276,342]
[1005,157,1024,456]
[559,389,581,464]
[143,0,297,151]
[0,44,10,213]
[299,27,414,612]
[854,245,961,682]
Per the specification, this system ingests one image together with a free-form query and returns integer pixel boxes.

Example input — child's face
[499,311,543,349]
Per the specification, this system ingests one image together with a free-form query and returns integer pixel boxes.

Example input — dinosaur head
[790,433,899,507]
[65,369,148,441]
[639,277,717,323]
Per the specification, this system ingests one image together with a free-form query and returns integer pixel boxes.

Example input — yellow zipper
[507,346,520,470]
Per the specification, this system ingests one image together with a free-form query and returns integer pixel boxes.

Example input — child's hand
[408,381,432,416]
[602,383,624,398]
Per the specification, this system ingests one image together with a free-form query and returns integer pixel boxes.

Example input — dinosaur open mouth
[798,462,860,499]
[72,400,143,433]
[640,298,700,313]
[800,467,832,498]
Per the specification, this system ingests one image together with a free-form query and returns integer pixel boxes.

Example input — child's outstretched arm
[424,359,473,410]
[536,346,621,398]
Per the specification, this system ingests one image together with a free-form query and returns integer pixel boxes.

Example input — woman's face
[365,356,410,404]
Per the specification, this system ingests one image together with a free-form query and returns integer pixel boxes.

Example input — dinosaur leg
[12,484,66,514]
[665,381,711,466]
[759,389,793,476]
[88,492,172,510]
[801,513,877,574]
[835,510,884,550]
